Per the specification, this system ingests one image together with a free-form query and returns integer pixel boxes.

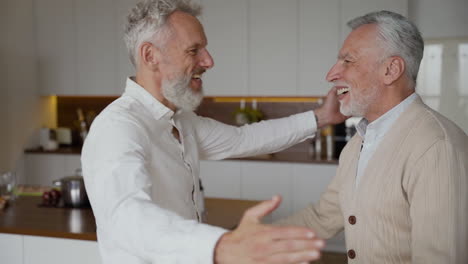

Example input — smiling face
[326,24,386,119]
[158,11,214,110]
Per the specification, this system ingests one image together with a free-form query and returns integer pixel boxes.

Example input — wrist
[314,108,326,129]
[213,232,232,264]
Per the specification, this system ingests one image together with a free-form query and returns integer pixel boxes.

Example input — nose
[199,48,214,69]
[326,62,341,82]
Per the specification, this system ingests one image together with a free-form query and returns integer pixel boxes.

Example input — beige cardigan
[278,97,468,263]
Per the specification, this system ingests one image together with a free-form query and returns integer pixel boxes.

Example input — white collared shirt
[355,93,418,187]
[81,77,318,264]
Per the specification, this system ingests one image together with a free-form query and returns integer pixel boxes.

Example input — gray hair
[124,0,201,67]
[347,10,424,86]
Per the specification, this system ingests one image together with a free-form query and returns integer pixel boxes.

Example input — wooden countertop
[25,147,338,164]
[0,196,259,241]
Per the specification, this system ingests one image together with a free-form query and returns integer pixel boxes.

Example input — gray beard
[340,85,380,117]
[162,74,203,112]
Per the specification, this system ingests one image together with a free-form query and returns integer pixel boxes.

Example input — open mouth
[337,87,350,96]
[192,73,202,80]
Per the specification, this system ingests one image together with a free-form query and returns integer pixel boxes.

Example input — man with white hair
[277,10,468,263]
[81,0,346,263]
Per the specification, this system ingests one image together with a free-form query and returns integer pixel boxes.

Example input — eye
[188,48,198,55]
[344,59,352,64]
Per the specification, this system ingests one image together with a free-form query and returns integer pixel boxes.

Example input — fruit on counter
[42,189,62,206]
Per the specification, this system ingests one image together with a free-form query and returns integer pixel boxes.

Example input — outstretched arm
[214,195,325,264]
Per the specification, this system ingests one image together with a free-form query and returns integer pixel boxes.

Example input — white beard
[340,84,381,117]
[162,74,203,112]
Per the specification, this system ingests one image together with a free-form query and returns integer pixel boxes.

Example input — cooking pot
[53,175,90,208]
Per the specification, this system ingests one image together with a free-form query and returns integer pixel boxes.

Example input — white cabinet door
[0,233,23,264]
[339,0,408,44]
[248,0,298,95]
[292,163,345,252]
[35,0,77,95]
[291,163,336,211]
[200,160,242,199]
[115,0,139,94]
[23,235,101,264]
[240,161,293,221]
[75,0,119,95]
[200,0,248,96]
[298,0,340,96]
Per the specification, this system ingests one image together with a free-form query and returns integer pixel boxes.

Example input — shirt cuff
[186,223,228,264]
[292,110,318,139]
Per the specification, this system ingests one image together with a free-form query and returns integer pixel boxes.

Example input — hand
[314,87,348,128]
[214,195,325,264]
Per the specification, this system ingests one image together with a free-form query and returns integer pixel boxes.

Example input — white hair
[124,0,201,67]
[347,10,424,87]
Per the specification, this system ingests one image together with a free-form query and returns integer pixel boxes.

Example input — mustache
[193,68,206,75]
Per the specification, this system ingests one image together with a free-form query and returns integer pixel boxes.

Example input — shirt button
[348,215,356,225]
[348,249,356,259]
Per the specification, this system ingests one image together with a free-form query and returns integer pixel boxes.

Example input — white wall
[0,0,9,172]
[409,0,468,39]
[0,0,42,182]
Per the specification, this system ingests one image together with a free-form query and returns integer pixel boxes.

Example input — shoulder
[391,101,467,172]
[84,97,152,153]
[406,103,467,156]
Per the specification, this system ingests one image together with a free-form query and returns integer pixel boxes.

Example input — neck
[135,70,177,111]
[365,82,414,122]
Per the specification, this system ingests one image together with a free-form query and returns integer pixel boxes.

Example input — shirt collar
[123,77,175,120]
[356,93,418,141]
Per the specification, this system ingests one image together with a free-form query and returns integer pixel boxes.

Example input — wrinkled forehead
[166,11,207,46]
[339,24,383,58]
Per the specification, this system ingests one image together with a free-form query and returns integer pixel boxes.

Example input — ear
[383,56,405,85]
[139,42,162,70]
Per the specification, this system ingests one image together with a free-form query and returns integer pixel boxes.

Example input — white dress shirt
[355,93,418,187]
[81,77,318,264]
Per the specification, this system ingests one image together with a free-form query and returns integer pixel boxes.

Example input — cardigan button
[348,249,356,259]
[348,215,356,225]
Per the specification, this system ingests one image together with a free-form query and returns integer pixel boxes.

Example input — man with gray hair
[277,10,468,263]
[81,0,346,263]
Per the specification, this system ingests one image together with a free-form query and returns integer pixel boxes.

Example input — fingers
[259,249,321,264]
[260,238,325,256]
[263,226,316,241]
[241,195,282,224]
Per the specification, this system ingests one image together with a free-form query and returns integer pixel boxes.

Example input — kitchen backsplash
[52,95,346,158]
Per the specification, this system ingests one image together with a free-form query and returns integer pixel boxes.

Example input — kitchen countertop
[25,147,339,165]
[0,196,259,241]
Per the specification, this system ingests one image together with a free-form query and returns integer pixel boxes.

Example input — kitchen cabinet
[33,0,407,96]
[200,0,249,96]
[115,0,140,95]
[75,0,119,95]
[34,0,135,96]
[240,161,294,220]
[248,0,298,96]
[297,0,340,96]
[0,233,23,264]
[199,159,345,252]
[23,235,101,264]
[199,160,242,199]
[1,233,98,264]
[34,0,77,95]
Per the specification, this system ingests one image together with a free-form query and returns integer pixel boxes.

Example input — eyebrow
[338,52,356,60]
